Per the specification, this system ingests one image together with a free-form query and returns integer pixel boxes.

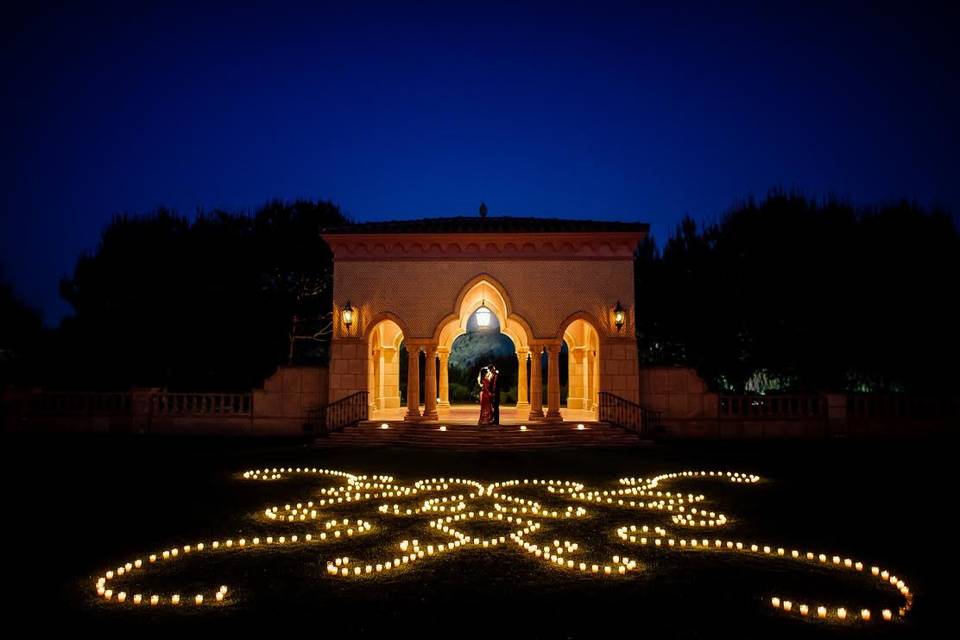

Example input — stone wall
[3,366,329,436]
[637,367,954,439]
[251,366,328,433]
[329,338,367,403]
[639,366,717,420]
[600,339,640,404]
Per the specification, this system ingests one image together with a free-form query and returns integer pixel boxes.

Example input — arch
[430,274,535,416]
[362,311,411,342]
[432,273,533,350]
[553,310,608,343]
[556,313,603,417]
[366,316,406,415]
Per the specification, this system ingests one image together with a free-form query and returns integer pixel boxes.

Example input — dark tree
[0,273,45,386]
[55,199,348,390]
[636,191,959,394]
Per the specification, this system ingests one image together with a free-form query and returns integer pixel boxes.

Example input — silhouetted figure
[479,202,488,218]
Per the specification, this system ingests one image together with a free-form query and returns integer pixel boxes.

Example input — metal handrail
[305,391,369,436]
[598,391,661,437]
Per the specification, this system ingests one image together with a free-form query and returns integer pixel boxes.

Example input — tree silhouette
[0,272,45,386]
[54,199,348,390]
[636,191,959,394]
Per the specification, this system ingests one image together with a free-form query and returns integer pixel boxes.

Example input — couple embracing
[477,364,500,426]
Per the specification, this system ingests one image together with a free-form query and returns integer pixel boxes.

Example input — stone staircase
[314,420,651,450]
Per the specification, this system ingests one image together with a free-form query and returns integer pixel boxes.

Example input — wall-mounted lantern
[342,301,354,329]
[613,300,625,332]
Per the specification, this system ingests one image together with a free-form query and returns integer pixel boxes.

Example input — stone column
[381,346,401,408]
[422,345,439,421]
[584,349,595,412]
[369,348,379,412]
[437,347,450,408]
[404,346,421,421]
[545,344,562,422]
[515,348,530,412]
[528,347,545,421]
[566,347,584,410]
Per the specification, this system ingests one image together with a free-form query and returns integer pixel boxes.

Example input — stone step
[315,421,650,449]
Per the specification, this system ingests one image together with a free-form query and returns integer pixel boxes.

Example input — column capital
[546,343,562,355]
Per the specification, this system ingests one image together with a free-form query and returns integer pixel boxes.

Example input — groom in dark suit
[489,364,500,426]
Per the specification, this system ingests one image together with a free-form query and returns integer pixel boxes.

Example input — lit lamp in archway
[613,300,625,332]
[475,300,492,328]
[342,301,354,329]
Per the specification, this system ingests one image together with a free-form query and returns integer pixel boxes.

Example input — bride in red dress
[478,366,497,426]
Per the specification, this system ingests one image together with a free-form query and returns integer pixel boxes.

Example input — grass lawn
[3,433,951,637]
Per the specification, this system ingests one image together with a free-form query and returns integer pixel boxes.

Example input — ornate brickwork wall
[332,260,635,340]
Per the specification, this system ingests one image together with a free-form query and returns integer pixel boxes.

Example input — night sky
[3,1,957,323]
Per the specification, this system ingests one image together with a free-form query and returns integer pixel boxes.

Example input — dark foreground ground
[3,433,954,638]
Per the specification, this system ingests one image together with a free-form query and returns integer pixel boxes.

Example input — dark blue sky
[3,1,957,323]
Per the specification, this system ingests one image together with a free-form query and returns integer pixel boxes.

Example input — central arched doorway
[446,309,519,414]
[433,276,535,422]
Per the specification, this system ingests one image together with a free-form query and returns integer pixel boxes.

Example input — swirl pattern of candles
[91,467,911,624]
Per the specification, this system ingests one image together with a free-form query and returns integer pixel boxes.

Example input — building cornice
[321,231,646,261]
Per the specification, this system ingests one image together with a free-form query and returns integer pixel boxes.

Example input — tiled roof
[322,216,648,235]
